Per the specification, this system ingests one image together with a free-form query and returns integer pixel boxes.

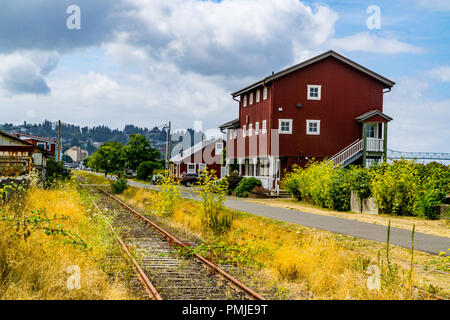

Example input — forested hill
[0,120,203,156]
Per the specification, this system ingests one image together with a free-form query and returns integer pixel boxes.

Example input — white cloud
[427,65,450,82]
[329,32,424,54]
[384,77,450,152]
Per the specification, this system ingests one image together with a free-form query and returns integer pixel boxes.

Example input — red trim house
[220,50,395,190]
[12,132,58,157]
[169,138,225,178]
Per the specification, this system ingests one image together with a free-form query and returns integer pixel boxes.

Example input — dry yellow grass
[0,182,133,300]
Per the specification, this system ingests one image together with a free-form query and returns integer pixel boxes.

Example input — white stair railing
[329,139,363,167]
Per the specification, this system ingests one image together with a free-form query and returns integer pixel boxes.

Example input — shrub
[370,160,419,216]
[155,174,180,216]
[251,186,270,196]
[136,161,161,181]
[198,170,234,235]
[110,178,128,194]
[234,177,262,197]
[329,169,351,211]
[44,157,71,188]
[281,166,303,200]
[224,172,243,195]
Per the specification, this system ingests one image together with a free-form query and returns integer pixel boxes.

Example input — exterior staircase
[329,139,364,167]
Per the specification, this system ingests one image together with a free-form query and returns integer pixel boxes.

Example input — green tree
[88,142,124,173]
[122,134,161,171]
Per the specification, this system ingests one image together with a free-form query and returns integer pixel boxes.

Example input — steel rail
[82,184,162,300]
[94,185,265,301]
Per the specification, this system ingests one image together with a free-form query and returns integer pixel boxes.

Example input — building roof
[231,50,395,97]
[12,132,57,143]
[0,130,51,155]
[219,119,240,131]
[355,110,393,122]
[169,138,224,163]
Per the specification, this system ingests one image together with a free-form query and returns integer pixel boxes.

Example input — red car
[180,173,200,187]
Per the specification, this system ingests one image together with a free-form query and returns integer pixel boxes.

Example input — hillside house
[12,132,58,157]
[169,138,225,178]
[0,131,51,177]
[220,50,395,190]
[65,146,88,162]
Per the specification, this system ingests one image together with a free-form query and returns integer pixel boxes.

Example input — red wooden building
[169,138,225,178]
[12,132,58,157]
[220,50,395,190]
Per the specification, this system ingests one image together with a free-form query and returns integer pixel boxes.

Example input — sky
[0,0,449,152]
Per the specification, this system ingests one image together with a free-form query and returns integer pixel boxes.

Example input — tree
[88,142,124,173]
[137,161,163,181]
[123,134,161,171]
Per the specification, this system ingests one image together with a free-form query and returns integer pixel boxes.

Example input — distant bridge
[387,149,450,161]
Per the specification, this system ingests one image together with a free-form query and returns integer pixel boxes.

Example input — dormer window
[307,85,321,100]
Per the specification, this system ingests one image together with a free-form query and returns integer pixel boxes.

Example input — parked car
[150,174,163,185]
[180,173,200,187]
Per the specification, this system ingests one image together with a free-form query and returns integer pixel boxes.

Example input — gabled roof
[169,138,224,163]
[0,130,51,155]
[232,50,395,97]
[12,132,57,143]
[219,119,240,131]
[356,110,393,122]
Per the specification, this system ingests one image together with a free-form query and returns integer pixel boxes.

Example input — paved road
[97,174,450,255]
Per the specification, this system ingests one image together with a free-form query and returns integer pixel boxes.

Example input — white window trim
[248,123,253,136]
[263,87,268,100]
[243,95,247,107]
[216,142,223,154]
[255,122,259,135]
[198,163,206,172]
[242,125,247,137]
[306,120,321,135]
[278,119,293,134]
[187,163,196,173]
[262,120,267,134]
[249,92,254,105]
[256,89,260,103]
[307,85,321,100]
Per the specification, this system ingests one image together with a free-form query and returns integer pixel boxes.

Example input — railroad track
[78,178,264,300]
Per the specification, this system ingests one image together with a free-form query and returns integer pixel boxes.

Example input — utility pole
[165,121,171,175]
[58,120,62,162]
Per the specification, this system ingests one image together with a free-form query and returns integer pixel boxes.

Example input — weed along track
[80,181,264,300]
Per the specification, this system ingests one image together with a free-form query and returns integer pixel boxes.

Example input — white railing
[244,176,270,189]
[329,139,363,167]
[366,138,384,152]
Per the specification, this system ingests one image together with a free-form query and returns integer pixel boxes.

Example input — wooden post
[57,120,61,162]
[383,122,388,162]
[362,122,367,168]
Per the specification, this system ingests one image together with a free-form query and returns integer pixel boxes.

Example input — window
[278,119,293,134]
[37,142,46,149]
[256,89,260,103]
[216,142,223,154]
[263,87,268,100]
[306,120,320,135]
[198,163,206,172]
[307,85,321,100]
[187,163,196,173]
[233,129,237,139]
[249,92,254,105]
[262,120,267,134]
[255,122,259,135]
[242,125,247,137]
[365,123,378,138]
[243,95,247,107]
[228,129,233,140]
[248,123,253,136]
